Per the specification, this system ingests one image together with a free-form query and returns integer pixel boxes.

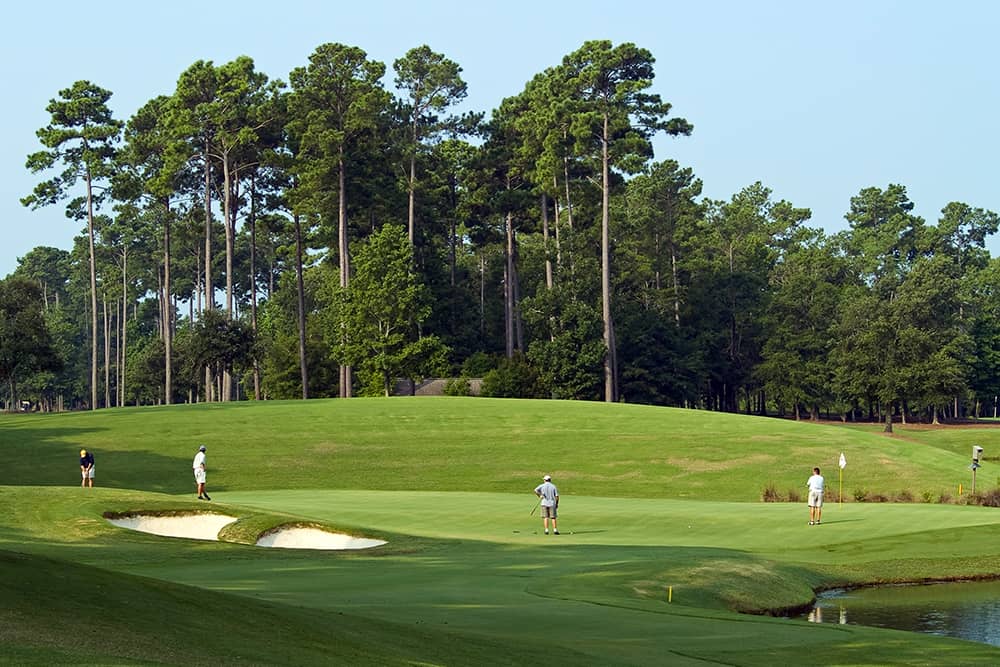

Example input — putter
[529,499,540,515]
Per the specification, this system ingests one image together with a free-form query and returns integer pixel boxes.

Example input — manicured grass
[2,398,999,665]
[0,397,985,500]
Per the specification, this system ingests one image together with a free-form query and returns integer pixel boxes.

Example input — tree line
[3,39,999,430]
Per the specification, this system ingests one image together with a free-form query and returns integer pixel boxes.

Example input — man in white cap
[193,445,211,500]
[534,474,559,535]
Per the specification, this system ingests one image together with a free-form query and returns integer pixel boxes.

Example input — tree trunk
[883,403,893,433]
[120,246,127,407]
[479,254,486,338]
[116,298,122,406]
[85,171,98,410]
[203,140,212,313]
[249,178,261,401]
[222,156,235,402]
[553,176,563,272]
[601,113,616,402]
[224,156,234,316]
[504,213,515,359]
[163,199,172,405]
[294,213,309,400]
[449,173,458,287]
[542,194,553,290]
[339,150,352,398]
[408,121,417,244]
[103,299,110,409]
[671,246,681,327]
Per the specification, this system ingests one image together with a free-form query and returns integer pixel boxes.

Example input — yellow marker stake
[959,484,963,496]
[668,586,673,603]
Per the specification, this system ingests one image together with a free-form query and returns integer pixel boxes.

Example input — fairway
[2,398,1000,665]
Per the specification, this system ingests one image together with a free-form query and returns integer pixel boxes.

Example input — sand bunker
[107,513,237,541]
[256,527,386,550]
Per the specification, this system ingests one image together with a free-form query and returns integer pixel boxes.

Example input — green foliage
[186,309,254,393]
[10,43,1000,426]
[0,278,61,407]
[523,287,603,400]
[480,354,544,398]
[443,377,472,396]
[334,224,447,395]
[460,351,498,376]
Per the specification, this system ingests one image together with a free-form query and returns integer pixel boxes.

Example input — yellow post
[668,586,673,603]
[959,484,963,495]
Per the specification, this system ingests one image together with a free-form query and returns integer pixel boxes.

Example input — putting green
[95,489,1000,665]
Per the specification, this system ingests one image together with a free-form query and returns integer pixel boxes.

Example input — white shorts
[81,467,94,479]
[194,468,206,484]
[808,490,823,508]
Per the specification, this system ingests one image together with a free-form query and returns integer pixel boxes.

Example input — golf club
[529,498,541,515]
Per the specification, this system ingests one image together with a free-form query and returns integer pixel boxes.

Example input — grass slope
[1,397,992,500]
[2,398,1000,665]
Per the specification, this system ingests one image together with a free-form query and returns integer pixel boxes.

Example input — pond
[801,580,1000,647]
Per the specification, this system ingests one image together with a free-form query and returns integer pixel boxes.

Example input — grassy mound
[0,397,987,500]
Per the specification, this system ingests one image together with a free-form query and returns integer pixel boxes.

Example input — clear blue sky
[3,0,999,277]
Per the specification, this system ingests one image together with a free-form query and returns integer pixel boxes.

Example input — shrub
[975,488,1000,507]
[921,490,935,503]
[786,489,801,503]
[761,482,782,502]
[853,488,869,503]
[962,492,983,506]
[870,492,890,503]
[480,354,544,398]
[938,492,953,504]
[461,351,497,377]
[894,489,915,503]
[443,377,472,396]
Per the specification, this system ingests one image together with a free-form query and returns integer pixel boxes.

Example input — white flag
[839,452,847,469]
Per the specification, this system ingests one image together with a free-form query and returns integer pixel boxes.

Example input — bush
[787,489,801,503]
[461,351,497,377]
[853,488,869,502]
[870,492,890,503]
[894,489,915,503]
[974,488,1000,507]
[921,490,935,503]
[480,354,544,399]
[938,492,953,504]
[443,377,472,396]
[761,482,782,502]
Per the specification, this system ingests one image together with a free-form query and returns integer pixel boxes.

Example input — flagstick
[839,467,843,504]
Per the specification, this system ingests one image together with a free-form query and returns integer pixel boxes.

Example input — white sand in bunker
[256,527,386,550]
[107,514,238,541]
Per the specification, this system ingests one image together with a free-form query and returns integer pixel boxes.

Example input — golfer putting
[534,474,559,535]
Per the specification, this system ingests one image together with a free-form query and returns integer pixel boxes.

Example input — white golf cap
[543,475,551,481]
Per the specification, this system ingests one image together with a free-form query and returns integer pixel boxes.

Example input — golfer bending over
[534,474,559,535]
[807,467,824,525]
[193,445,211,501]
[79,449,95,488]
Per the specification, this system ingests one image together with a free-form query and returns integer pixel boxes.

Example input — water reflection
[802,580,1000,648]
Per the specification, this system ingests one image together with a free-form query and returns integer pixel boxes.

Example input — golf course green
[2,397,999,665]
